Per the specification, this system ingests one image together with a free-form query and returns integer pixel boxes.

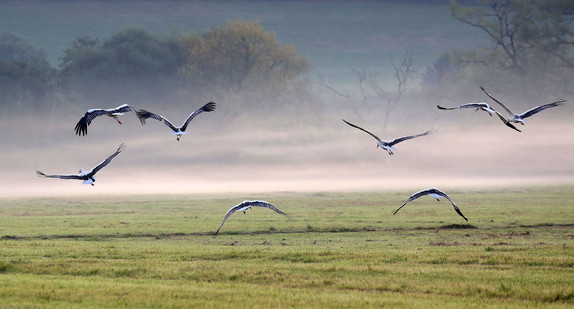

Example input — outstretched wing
[341,119,383,144]
[393,188,435,215]
[36,170,84,180]
[180,102,216,132]
[432,189,468,221]
[248,200,287,216]
[86,143,126,176]
[74,109,108,136]
[138,110,178,132]
[215,200,287,234]
[386,130,431,147]
[437,104,457,110]
[113,104,146,125]
[494,111,521,132]
[437,103,487,110]
[215,205,242,235]
[518,100,565,119]
[480,85,514,116]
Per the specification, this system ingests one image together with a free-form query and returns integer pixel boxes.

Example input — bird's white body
[508,115,526,125]
[379,143,397,153]
[237,206,251,213]
[77,168,93,185]
[427,193,442,199]
[170,131,188,135]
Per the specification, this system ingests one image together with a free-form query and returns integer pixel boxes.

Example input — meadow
[0,187,573,308]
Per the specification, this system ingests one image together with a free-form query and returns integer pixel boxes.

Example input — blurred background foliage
[422,0,574,103]
[0,33,57,112]
[0,1,572,123]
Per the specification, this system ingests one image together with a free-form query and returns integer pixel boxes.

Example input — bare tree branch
[314,70,350,98]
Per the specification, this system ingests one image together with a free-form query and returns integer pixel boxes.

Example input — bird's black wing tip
[203,102,216,112]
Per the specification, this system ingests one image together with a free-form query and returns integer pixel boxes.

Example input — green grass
[0,187,573,308]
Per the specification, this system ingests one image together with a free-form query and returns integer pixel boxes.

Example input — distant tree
[318,50,418,132]
[0,33,56,111]
[59,27,187,105]
[442,0,574,98]
[180,21,312,115]
[422,53,452,86]
[354,51,418,131]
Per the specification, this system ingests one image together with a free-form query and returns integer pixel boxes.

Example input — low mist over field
[1,0,573,197]
[5,106,574,197]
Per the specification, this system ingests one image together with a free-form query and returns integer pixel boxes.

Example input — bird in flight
[342,119,431,155]
[36,143,126,186]
[480,85,565,125]
[437,103,521,132]
[437,102,497,116]
[138,102,216,141]
[215,200,288,234]
[75,104,145,136]
[393,187,468,221]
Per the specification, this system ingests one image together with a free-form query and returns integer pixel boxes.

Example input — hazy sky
[1,1,572,197]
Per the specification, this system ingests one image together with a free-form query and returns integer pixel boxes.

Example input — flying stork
[138,102,216,141]
[393,187,468,221]
[437,103,522,132]
[437,102,497,116]
[342,119,431,155]
[75,104,145,136]
[36,143,126,186]
[480,85,565,125]
[215,200,288,234]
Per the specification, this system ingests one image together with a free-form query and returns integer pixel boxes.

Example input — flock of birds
[36,86,564,234]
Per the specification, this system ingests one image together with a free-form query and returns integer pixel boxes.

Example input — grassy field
[0,187,573,308]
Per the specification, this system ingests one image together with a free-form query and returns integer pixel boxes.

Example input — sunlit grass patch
[0,188,573,308]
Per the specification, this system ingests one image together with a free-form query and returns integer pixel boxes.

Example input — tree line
[422,0,574,102]
[0,21,311,118]
[1,1,573,120]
